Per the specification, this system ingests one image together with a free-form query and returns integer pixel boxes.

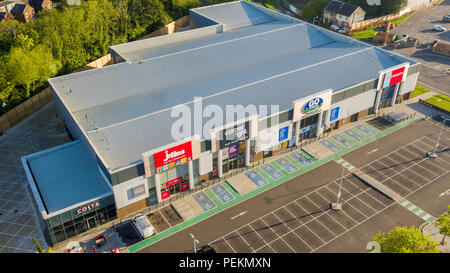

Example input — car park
[433,25,447,32]
[132,214,155,239]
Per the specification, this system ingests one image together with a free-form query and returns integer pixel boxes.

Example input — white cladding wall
[329,89,377,122]
[256,121,292,152]
[113,175,149,209]
[199,152,213,175]
[399,73,419,96]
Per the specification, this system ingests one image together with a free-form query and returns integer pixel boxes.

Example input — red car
[382,24,395,31]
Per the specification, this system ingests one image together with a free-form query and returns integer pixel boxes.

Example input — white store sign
[256,121,292,152]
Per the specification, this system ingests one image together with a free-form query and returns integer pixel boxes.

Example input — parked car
[443,15,450,22]
[338,27,349,33]
[330,24,340,31]
[132,214,155,239]
[433,25,447,32]
[400,34,409,41]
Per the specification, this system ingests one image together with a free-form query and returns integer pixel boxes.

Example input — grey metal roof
[49,0,419,171]
[26,141,112,214]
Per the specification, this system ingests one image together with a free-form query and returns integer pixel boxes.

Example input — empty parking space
[175,122,449,254]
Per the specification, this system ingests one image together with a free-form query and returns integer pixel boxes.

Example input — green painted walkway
[128,117,420,253]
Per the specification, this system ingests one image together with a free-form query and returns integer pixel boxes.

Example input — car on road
[433,25,447,32]
[400,34,409,41]
[132,214,155,239]
[443,15,450,22]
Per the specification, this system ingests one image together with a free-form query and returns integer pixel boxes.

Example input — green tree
[372,226,439,253]
[6,45,60,97]
[435,205,450,245]
[302,0,331,23]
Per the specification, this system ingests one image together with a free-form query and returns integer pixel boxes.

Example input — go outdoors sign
[303,97,323,115]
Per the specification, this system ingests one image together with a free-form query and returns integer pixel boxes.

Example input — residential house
[11,2,35,23]
[29,0,52,12]
[323,0,366,28]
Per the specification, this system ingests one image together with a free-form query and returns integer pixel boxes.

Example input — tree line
[0,0,201,115]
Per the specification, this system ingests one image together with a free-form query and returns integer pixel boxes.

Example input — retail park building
[22,1,420,245]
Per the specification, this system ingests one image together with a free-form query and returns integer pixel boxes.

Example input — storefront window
[97,208,108,225]
[48,215,61,228]
[106,205,117,221]
[52,225,66,244]
[74,217,87,235]
[64,221,76,238]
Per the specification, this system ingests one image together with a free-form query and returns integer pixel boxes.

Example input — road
[386,0,450,96]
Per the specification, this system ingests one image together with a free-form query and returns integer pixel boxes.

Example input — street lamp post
[189,233,199,253]
[427,116,449,158]
[331,165,345,211]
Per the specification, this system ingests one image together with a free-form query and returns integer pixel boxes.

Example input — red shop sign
[180,182,189,192]
[166,176,183,187]
[76,201,100,214]
[161,190,170,200]
[382,66,406,88]
[154,141,193,170]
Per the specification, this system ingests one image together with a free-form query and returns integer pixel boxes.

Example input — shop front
[222,142,246,174]
[46,194,117,245]
[160,175,190,200]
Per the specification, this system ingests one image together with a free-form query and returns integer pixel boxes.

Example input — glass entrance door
[86,216,97,230]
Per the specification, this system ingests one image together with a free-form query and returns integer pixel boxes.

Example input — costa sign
[77,201,100,214]
[303,97,323,114]
[154,141,192,173]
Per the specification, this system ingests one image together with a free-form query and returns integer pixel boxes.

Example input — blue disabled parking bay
[289,151,313,167]
[355,124,377,137]
[260,163,285,180]
[274,157,299,174]
[331,134,354,148]
[245,170,269,187]
[344,129,366,142]
[210,184,235,204]
[192,191,217,212]
[319,139,341,153]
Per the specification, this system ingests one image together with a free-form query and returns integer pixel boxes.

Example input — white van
[132,214,155,239]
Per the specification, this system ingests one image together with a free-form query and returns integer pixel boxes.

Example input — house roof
[324,0,361,16]
[49,0,417,172]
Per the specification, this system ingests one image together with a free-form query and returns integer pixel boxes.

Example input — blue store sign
[330,107,340,122]
[279,126,289,142]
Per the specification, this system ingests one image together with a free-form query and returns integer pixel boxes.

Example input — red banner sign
[180,182,189,192]
[161,190,170,200]
[154,141,193,172]
[382,66,406,88]
[166,176,183,187]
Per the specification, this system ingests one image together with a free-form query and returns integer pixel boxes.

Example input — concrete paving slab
[226,173,258,195]
[301,142,333,160]
[171,196,204,221]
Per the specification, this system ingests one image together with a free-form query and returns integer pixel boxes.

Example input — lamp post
[331,165,345,211]
[189,233,199,253]
[427,116,449,158]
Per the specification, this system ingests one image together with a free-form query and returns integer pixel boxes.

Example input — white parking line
[272,211,314,250]
[312,170,449,253]
[208,135,447,253]
[315,190,359,225]
[234,230,255,253]
[221,235,237,253]
[260,217,297,253]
